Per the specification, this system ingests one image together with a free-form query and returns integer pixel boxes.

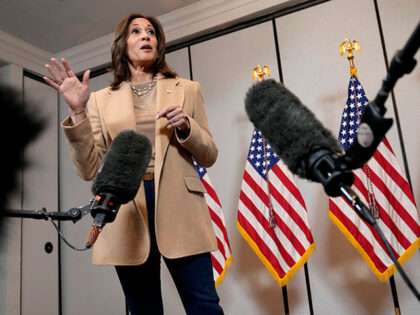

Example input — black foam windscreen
[245,79,342,179]
[91,130,152,204]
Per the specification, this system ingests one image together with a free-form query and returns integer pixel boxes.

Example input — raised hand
[43,58,91,113]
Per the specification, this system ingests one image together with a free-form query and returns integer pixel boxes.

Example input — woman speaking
[44,13,223,315]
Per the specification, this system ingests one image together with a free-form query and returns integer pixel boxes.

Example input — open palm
[44,58,91,111]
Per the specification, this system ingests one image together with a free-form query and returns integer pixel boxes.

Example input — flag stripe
[238,210,285,277]
[371,146,418,213]
[239,188,296,268]
[242,169,310,258]
[202,176,223,207]
[360,163,419,236]
[330,199,390,272]
[246,166,312,249]
[269,176,313,242]
[272,163,307,209]
[352,173,411,252]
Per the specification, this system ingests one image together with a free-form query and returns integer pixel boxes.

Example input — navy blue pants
[115,180,224,315]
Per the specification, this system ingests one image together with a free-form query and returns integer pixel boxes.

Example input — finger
[167,117,186,129]
[43,76,60,91]
[45,64,63,85]
[45,64,62,83]
[156,105,179,119]
[51,58,68,79]
[166,108,182,120]
[82,69,91,85]
[61,58,76,78]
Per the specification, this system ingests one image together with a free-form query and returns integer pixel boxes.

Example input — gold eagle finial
[252,64,271,81]
[340,38,361,77]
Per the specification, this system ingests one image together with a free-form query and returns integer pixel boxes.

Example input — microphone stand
[2,205,91,222]
[2,203,94,251]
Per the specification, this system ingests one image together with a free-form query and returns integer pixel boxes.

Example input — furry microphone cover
[91,130,152,204]
[0,84,44,230]
[245,79,342,179]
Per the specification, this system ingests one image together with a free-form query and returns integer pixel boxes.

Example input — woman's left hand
[156,105,190,131]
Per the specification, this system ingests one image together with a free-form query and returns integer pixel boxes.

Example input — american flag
[194,159,232,287]
[237,129,315,286]
[329,76,420,280]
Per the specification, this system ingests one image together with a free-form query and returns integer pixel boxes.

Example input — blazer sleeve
[175,81,218,168]
[61,91,107,181]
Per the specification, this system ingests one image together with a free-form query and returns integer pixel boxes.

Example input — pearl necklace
[129,75,157,96]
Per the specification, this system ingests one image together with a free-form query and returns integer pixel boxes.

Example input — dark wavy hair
[110,13,177,90]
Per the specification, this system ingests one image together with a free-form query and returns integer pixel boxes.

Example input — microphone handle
[85,212,107,248]
[85,225,102,249]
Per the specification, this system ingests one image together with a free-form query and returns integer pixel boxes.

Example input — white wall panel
[166,48,191,79]
[191,21,287,314]
[59,71,126,315]
[21,77,59,315]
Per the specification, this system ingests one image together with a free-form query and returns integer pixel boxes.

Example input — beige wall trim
[0,31,51,76]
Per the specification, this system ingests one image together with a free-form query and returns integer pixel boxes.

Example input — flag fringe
[214,255,233,288]
[237,222,316,287]
[329,210,420,281]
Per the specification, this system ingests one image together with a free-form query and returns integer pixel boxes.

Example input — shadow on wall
[0,84,44,245]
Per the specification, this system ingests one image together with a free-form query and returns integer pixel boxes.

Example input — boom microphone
[85,130,152,248]
[245,79,352,197]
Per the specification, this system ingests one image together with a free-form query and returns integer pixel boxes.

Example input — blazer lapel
[104,82,136,140]
[155,76,184,188]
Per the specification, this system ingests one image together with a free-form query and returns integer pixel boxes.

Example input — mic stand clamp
[306,149,355,197]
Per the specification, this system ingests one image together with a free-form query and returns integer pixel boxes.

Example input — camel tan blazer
[62,76,218,265]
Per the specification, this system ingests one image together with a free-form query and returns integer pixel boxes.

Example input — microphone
[245,78,352,197]
[85,130,152,248]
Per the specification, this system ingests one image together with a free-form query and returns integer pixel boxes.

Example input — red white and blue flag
[329,75,420,280]
[237,129,315,286]
[194,159,232,287]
